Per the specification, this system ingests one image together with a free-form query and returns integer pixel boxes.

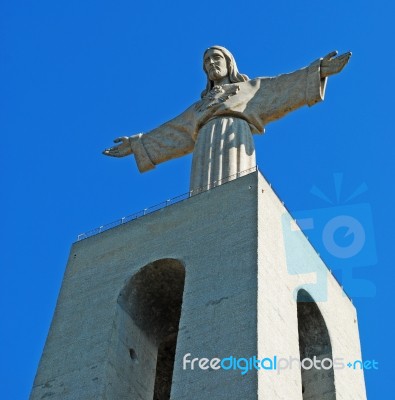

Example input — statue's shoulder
[246,76,270,83]
[235,77,272,91]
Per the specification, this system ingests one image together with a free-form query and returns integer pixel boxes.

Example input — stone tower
[30,171,367,399]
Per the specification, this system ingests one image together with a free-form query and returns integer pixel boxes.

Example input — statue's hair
[201,45,249,98]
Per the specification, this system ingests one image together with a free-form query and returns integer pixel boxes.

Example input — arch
[117,258,185,400]
[297,289,336,400]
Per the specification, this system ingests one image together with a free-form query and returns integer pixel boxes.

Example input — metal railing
[76,166,259,241]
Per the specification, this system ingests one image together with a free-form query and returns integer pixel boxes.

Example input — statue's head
[202,46,249,98]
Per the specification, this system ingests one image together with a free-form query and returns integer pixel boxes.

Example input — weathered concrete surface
[256,172,366,399]
[30,171,366,399]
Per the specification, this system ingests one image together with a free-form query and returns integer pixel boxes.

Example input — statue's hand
[102,136,133,157]
[320,50,352,78]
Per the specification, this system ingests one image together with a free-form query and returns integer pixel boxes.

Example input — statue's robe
[129,58,327,193]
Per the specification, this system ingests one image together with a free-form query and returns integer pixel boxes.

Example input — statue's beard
[208,66,225,81]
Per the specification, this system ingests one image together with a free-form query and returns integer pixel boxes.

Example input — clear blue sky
[1,0,394,398]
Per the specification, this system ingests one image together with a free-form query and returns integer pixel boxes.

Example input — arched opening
[117,258,185,400]
[297,289,336,400]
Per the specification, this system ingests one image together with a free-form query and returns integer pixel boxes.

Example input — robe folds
[129,58,327,193]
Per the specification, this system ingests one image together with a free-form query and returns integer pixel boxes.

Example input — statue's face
[204,49,228,82]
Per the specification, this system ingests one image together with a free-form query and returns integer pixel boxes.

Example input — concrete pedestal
[31,171,366,399]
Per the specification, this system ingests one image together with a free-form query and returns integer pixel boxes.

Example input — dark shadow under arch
[297,289,336,400]
[118,258,185,400]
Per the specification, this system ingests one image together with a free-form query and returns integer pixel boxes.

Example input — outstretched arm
[246,50,351,129]
[320,50,352,78]
[102,105,197,172]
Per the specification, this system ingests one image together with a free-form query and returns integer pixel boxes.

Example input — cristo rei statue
[103,46,351,193]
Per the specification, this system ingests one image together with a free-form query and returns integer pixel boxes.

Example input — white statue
[103,46,351,193]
